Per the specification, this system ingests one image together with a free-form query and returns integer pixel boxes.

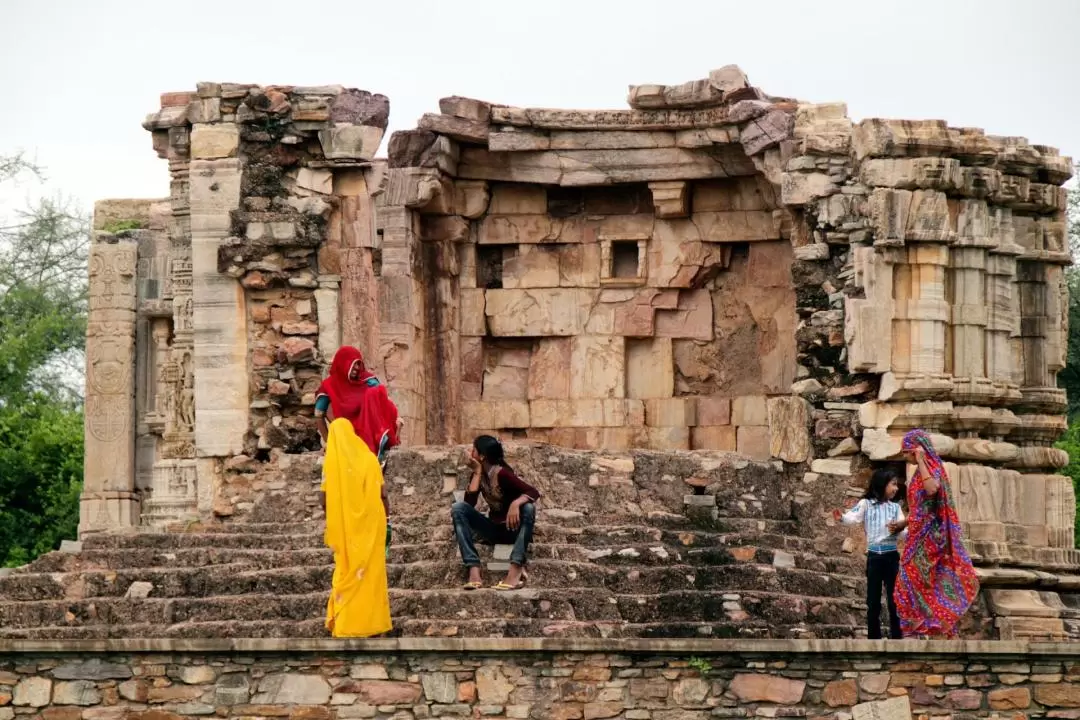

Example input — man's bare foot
[463,566,484,590]
[504,564,527,587]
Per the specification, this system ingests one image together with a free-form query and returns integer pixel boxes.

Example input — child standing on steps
[834,467,907,640]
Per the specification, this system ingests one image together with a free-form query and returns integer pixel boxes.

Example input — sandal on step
[463,581,483,591]
[494,573,528,592]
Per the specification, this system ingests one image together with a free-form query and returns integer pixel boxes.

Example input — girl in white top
[833,467,907,639]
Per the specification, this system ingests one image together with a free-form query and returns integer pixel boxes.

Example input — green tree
[0,153,89,566]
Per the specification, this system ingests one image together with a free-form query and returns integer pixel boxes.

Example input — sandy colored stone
[1036,684,1080,707]
[53,681,101,706]
[13,678,51,708]
[528,338,571,399]
[990,688,1031,710]
[475,667,514,705]
[190,124,239,159]
[729,673,804,705]
[767,396,810,462]
[626,338,674,399]
[253,674,331,705]
[691,425,736,451]
[823,679,858,708]
[859,673,891,695]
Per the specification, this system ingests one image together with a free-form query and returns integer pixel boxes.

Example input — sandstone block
[989,688,1031,710]
[190,124,239,159]
[1034,684,1080,707]
[628,79,723,110]
[852,696,912,720]
[422,673,457,704]
[823,679,858,708]
[737,426,771,461]
[654,289,713,341]
[485,289,594,336]
[732,396,767,426]
[418,113,489,144]
[552,131,677,151]
[488,185,547,215]
[52,682,101,706]
[767,396,810,463]
[695,396,731,426]
[729,674,804,704]
[318,125,384,161]
[781,172,837,205]
[439,96,493,123]
[13,678,51,708]
[253,674,331,705]
[709,65,750,93]
[504,245,561,289]
[570,336,625,399]
[643,397,695,427]
[352,681,422,705]
[53,661,133,681]
[463,400,530,429]
[460,289,487,336]
[626,338,674,399]
[528,338,571,399]
[476,667,514,705]
[489,129,552,152]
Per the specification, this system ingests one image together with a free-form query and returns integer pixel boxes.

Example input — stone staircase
[0,445,874,640]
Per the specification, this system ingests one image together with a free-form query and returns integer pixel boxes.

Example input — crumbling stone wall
[1,640,1078,720]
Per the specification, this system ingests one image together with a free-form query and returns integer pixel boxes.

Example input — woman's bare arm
[917,450,940,495]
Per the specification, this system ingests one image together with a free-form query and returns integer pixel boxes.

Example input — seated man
[451,435,540,591]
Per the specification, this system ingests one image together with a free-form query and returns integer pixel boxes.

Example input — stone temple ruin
[2,65,1078,647]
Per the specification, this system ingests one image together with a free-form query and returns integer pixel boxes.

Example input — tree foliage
[0,153,89,566]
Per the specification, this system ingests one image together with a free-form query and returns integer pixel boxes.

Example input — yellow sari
[322,418,392,638]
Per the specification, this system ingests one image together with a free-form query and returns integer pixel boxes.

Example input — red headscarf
[317,346,400,455]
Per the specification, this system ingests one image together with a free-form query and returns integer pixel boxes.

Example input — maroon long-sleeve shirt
[464,465,541,525]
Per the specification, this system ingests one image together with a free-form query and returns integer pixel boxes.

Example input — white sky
[2,0,1078,214]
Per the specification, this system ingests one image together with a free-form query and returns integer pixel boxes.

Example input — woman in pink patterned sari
[890,429,980,638]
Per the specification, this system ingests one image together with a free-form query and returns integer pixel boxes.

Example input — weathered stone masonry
[73,65,1079,641]
[1,639,1080,720]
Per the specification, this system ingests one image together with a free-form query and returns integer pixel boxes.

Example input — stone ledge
[1,638,1077,656]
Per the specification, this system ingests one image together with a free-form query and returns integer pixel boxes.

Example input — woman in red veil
[315,346,402,463]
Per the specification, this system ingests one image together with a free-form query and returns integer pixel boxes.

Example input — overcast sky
[2,0,1077,215]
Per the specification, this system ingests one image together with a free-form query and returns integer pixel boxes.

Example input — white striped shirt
[841,499,907,552]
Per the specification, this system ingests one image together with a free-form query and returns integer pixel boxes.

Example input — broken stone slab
[628,79,724,110]
[708,65,750,94]
[740,108,795,156]
[125,581,154,599]
[318,125,385,161]
[418,113,489,145]
[439,96,493,123]
[59,540,83,554]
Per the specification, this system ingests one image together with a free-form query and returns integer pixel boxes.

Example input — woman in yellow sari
[321,417,392,638]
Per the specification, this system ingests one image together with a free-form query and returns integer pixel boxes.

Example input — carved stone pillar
[81,238,140,536]
[889,242,952,402]
[985,214,1022,405]
[188,156,246,457]
[336,169,379,360]
[376,203,427,445]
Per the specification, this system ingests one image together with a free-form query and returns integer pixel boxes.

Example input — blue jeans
[451,501,535,568]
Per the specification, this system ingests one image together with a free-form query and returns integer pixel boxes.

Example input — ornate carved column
[949,199,993,407]
[81,236,139,536]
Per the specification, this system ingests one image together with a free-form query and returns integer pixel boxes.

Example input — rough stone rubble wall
[1,642,1079,720]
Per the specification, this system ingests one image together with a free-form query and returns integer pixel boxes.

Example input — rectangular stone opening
[612,240,640,279]
[476,245,505,289]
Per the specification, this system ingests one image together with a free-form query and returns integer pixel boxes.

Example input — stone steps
[0,555,866,603]
[0,615,866,640]
[0,586,862,634]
